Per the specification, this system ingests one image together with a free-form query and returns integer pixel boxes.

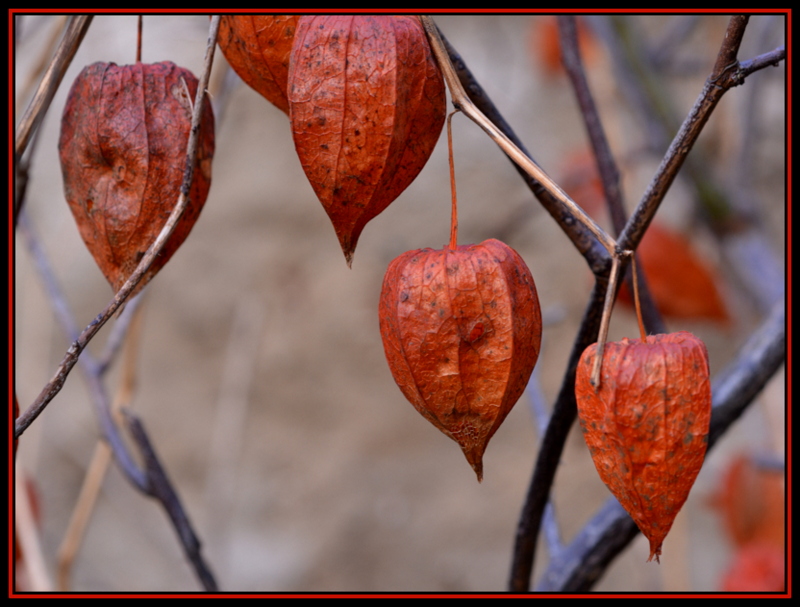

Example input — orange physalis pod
[379,239,542,481]
[575,331,712,561]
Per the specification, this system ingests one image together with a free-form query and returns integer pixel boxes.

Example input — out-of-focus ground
[13,14,786,593]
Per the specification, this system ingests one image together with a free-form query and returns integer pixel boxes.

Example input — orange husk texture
[574,332,712,562]
[379,239,542,481]
[289,15,446,266]
[59,61,215,295]
[217,15,298,114]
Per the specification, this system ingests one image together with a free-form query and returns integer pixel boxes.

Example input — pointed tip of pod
[462,446,485,483]
[647,540,663,563]
[338,233,357,268]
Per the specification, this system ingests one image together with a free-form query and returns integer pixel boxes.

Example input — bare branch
[509,278,607,592]
[14,16,92,160]
[124,412,219,592]
[18,157,218,594]
[557,15,665,335]
[57,299,146,590]
[618,17,780,254]
[14,18,223,592]
[711,15,749,76]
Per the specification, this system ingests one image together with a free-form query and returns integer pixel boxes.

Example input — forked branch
[506,14,785,591]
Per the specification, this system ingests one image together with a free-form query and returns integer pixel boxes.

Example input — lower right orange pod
[574,331,712,562]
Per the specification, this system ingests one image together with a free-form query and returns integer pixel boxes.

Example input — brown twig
[16,211,144,485]
[14,16,68,109]
[630,255,647,342]
[124,412,219,591]
[14,15,92,160]
[433,27,610,273]
[57,301,146,591]
[18,129,217,598]
[618,17,748,252]
[589,254,624,387]
[557,15,665,336]
[420,16,617,260]
[13,16,89,226]
[14,18,222,592]
[15,16,222,439]
[447,110,460,250]
[136,15,143,63]
[510,278,607,592]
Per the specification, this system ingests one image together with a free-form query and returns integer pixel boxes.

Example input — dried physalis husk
[289,15,446,265]
[379,239,542,481]
[575,331,712,561]
[217,15,299,114]
[59,61,215,295]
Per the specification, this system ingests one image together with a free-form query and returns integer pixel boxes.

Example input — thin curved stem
[14,16,92,159]
[421,16,617,259]
[447,110,459,250]
[433,30,610,271]
[590,253,624,387]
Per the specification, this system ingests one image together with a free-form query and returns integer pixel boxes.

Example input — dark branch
[509,279,607,592]
[618,17,778,253]
[557,15,666,336]
[125,413,219,592]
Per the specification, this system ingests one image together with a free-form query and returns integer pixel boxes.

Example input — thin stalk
[420,16,617,258]
[447,110,459,250]
[14,16,92,159]
[630,254,648,341]
[136,15,142,63]
[590,254,623,387]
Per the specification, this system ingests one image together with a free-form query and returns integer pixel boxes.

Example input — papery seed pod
[575,331,712,562]
[59,61,215,295]
[217,15,299,114]
[289,15,446,266]
[379,239,542,481]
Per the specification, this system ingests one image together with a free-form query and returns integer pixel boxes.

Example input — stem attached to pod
[630,253,648,342]
[447,110,460,250]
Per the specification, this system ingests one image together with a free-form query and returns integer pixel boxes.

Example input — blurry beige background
[14,14,785,593]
